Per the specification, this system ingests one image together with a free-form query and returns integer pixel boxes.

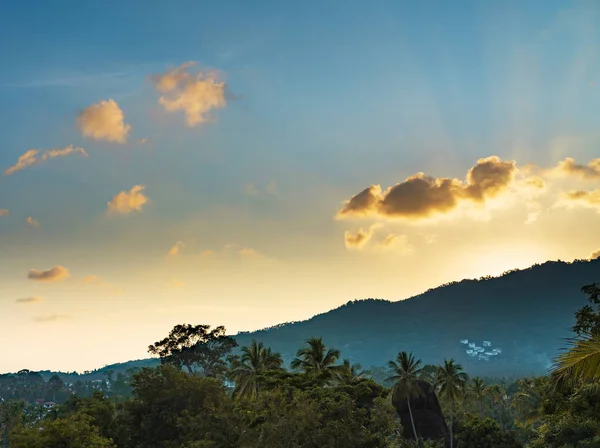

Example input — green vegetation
[1,278,600,447]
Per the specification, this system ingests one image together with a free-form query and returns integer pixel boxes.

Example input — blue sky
[1,0,600,372]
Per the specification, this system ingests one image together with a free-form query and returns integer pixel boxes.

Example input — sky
[1,0,600,373]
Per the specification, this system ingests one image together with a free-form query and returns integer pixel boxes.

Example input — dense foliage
[1,280,600,447]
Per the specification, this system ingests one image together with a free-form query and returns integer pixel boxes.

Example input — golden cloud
[377,233,414,254]
[590,249,600,260]
[4,145,87,176]
[344,224,382,249]
[34,314,72,323]
[554,157,600,180]
[107,185,148,214]
[15,296,44,304]
[337,156,517,220]
[28,266,70,282]
[560,189,600,212]
[0,209,8,217]
[77,98,131,143]
[168,241,184,256]
[151,62,227,126]
[26,216,40,228]
[172,278,184,289]
[81,274,123,295]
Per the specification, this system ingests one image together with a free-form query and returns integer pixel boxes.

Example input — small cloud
[107,185,148,214]
[172,278,184,288]
[0,209,8,217]
[150,62,227,126]
[200,249,215,257]
[26,216,40,228]
[168,241,184,256]
[553,157,600,180]
[238,248,259,257]
[77,98,131,143]
[28,266,70,282]
[419,233,438,244]
[4,145,87,176]
[344,224,382,249]
[337,156,517,221]
[15,296,44,305]
[377,233,414,254]
[590,249,600,260]
[33,314,72,323]
[244,183,259,196]
[81,274,123,295]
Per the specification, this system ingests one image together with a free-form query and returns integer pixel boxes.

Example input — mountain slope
[235,259,600,376]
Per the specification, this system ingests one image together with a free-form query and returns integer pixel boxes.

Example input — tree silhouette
[290,337,341,376]
[435,359,468,448]
[385,351,423,442]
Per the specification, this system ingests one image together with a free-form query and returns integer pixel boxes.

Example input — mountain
[234,258,600,377]
[12,258,600,379]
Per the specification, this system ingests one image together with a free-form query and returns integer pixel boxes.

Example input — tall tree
[148,324,237,376]
[435,359,468,448]
[469,377,486,417]
[333,359,371,385]
[385,351,423,442]
[230,340,283,399]
[572,283,600,336]
[290,337,341,376]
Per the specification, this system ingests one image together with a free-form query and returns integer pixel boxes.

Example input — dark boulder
[392,379,453,446]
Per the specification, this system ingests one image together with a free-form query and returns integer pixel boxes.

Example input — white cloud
[77,99,131,143]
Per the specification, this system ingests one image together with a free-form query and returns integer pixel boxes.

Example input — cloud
[15,296,44,304]
[168,241,184,256]
[107,185,148,214]
[558,189,600,212]
[377,233,414,254]
[238,248,259,257]
[151,62,227,126]
[337,156,517,221]
[77,98,131,143]
[28,266,70,282]
[81,274,123,295]
[344,224,382,249]
[4,145,87,176]
[26,216,40,228]
[200,249,216,257]
[553,158,600,180]
[0,209,8,217]
[590,249,600,260]
[33,314,72,323]
[172,278,184,288]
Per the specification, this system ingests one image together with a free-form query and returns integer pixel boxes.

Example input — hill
[234,258,600,376]
[10,258,600,379]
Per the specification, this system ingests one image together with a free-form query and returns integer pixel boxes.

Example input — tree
[333,359,371,385]
[10,413,116,448]
[230,340,283,399]
[148,324,237,376]
[550,332,600,385]
[385,351,423,442]
[435,359,468,448]
[469,377,486,416]
[572,283,600,336]
[290,337,341,376]
[47,375,63,402]
[455,416,522,448]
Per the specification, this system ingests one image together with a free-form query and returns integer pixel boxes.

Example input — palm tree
[485,384,507,430]
[290,337,341,376]
[550,332,600,385]
[333,358,371,384]
[230,340,282,399]
[469,377,486,416]
[512,377,544,425]
[435,359,468,448]
[385,351,423,442]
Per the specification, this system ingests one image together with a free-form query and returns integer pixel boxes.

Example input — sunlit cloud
[33,314,72,323]
[557,189,600,213]
[337,156,518,221]
[590,249,600,260]
[15,296,44,305]
[81,274,123,295]
[344,224,382,249]
[28,266,70,282]
[377,233,414,254]
[4,145,87,176]
[0,209,8,217]
[77,98,131,143]
[172,278,184,289]
[552,157,600,180]
[168,241,184,256]
[106,185,148,214]
[200,249,216,257]
[238,247,259,257]
[151,61,227,126]
[26,216,40,228]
